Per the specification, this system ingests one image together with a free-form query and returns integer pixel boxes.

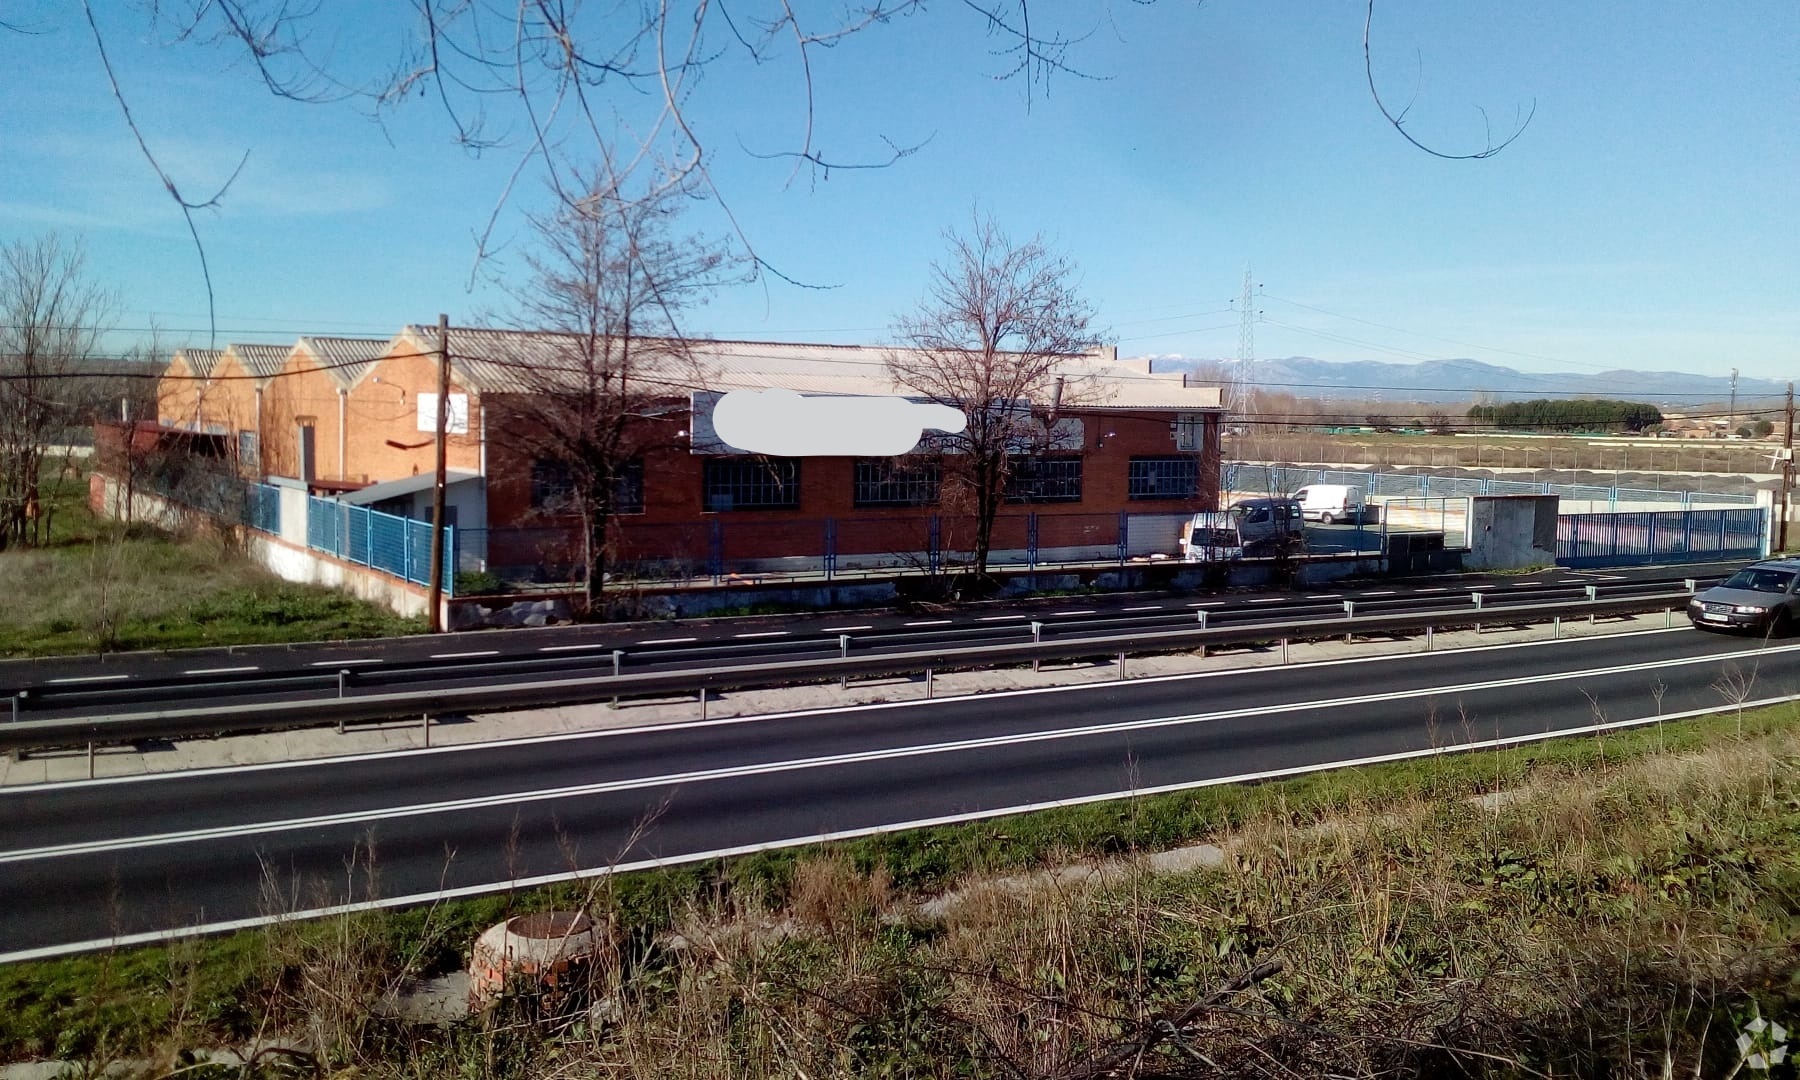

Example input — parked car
[1291,484,1369,525]
[1687,559,1800,633]
[1180,498,1304,560]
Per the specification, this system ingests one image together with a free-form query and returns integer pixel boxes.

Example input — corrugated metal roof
[338,469,481,506]
[298,336,389,389]
[410,326,1222,411]
[224,343,293,380]
[171,348,222,379]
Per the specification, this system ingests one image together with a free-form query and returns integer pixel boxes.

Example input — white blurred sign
[416,393,469,435]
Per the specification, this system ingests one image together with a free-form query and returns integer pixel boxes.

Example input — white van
[1291,484,1367,525]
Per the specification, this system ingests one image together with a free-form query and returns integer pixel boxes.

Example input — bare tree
[0,234,114,550]
[888,216,1099,581]
[506,175,738,616]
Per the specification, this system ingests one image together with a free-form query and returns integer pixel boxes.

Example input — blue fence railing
[243,482,280,534]
[1556,509,1766,568]
[306,496,455,594]
[1223,464,1759,508]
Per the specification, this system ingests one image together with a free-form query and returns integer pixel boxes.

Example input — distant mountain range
[1137,355,1788,406]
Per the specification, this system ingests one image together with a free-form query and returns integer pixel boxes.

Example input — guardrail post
[338,669,349,699]
[924,667,933,699]
[1586,584,1598,626]
[88,741,96,779]
[700,686,708,720]
[1117,652,1126,680]
[1342,600,1355,644]
[1031,621,1043,673]
[9,693,19,724]
[422,712,431,747]
[1685,578,1697,594]
[1280,638,1290,664]
[1554,615,1562,638]
[610,649,623,709]
[839,634,851,690]
[1425,624,1434,651]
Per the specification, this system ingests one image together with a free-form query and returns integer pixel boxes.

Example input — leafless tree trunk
[888,215,1099,581]
[506,173,737,616]
[0,234,113,551]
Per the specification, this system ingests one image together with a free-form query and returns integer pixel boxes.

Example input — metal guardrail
[0,592,1694,756]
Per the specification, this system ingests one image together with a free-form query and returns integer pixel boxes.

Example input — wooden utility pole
[427,314,450,632]
[1782,382,1794,553]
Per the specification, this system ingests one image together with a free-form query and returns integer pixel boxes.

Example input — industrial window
[853,458,940,508]
[530,459,645,514]
[1128,456,1200,500]
[704,457,801,511]
[1005,456,1083,504]
[237,431,259,470]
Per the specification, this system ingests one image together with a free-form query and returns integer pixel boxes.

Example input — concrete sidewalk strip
[0,610,1685,788]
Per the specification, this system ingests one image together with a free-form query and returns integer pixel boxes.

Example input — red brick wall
[341,331,483,484]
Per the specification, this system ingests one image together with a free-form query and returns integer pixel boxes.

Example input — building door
[297,423,316,482]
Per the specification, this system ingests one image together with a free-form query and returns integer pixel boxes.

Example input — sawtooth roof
[224,343,294,380]
[170,348,223,379]
[401,326,1223,411]
[297,336,389,389]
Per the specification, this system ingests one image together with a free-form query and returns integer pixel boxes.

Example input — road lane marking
[819,626,874,633]
[538,643,611,653]
[1189,601,1225,607]
[4,642,1760,865]
[1415,587,1449,593]
[637,637,697,645]
[4,680,1786,965]
[734,631,790,639]
[311,659,381,667]
[1360,590,1396,596]
[904,620,953,627]
[17,626,1712,793]
[1305,594,1341,599]
[979,615,1028,621]
[46,675,132,684]
[1248,598,1286,604]
[430,650,500,659]
[182,666,259,676]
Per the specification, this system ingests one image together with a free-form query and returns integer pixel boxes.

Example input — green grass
[0,471,423,657]
[3,696,1792,1065]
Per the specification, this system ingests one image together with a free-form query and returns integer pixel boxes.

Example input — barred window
[530,459,645,514]
[704,457,801,511]
[853,458,940,508]
[530,459,575,512]
[1128,456,1200,500]
[1005,456,1083,504]
[237,430,259,469]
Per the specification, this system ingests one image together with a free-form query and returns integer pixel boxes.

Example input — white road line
[1415,587,1449,593]
[735,631,790,639]
[1305,594,1342,600]
[538,643,611,653]
[17,628,1712,793]
[904,619,953,627]
[4,650,1775,868]
[1360,590,1396,596]
[1121,605,1162,612]
[182,666,259,676]
[1248,598,1287,604]
[46,675,131,684]
[1509,581,1540,586]
[3,687,1772,966]
[1189,601,1225,607]
[979,615,1028,621]
[637,637,697,645]
[1052,609,1097,616]
[430,650,500,659]
[1469,585,1498,590]
[819,625,874,633]
[311,659,382,667]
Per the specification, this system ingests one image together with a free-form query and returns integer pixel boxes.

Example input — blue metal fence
[1223,464,1759,508]
[305,496,455,594]
[243,482,281,534]
[1556,508,1766,568]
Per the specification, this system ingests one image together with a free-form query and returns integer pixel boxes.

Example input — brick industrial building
[153,326,1225,579]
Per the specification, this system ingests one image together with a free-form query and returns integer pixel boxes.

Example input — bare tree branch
[1363,0,1534,161]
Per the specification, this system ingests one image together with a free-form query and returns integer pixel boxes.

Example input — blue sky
[2,2,1796,390]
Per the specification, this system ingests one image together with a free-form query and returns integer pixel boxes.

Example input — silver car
[1688,560,1800,634]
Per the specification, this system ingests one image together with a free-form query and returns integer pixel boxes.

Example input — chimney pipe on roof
[1044,375,1066,430]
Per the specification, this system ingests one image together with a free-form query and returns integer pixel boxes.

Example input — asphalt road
[2,622,1792,961]
[0,562,1733,721]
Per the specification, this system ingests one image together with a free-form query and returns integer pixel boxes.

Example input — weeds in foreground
[7,709,1800,1077]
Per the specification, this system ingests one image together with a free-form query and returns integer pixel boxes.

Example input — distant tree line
[1466,399,1664,433]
